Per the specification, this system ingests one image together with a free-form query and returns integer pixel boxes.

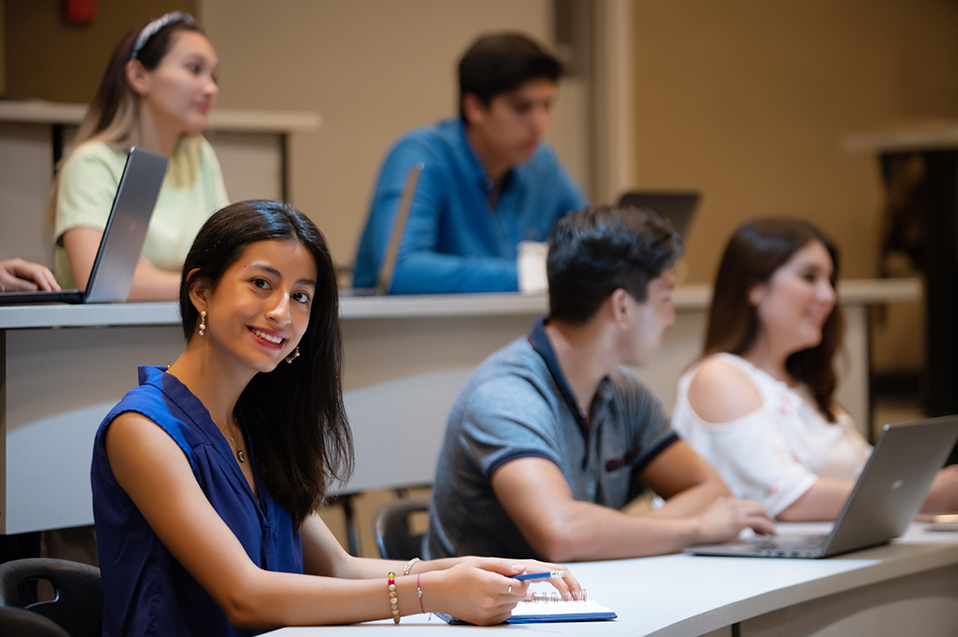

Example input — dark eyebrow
[183,53,218,68]
[248,263,316,288]
[802,263,833,278]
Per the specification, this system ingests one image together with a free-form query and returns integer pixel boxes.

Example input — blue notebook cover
[436,599,617,624]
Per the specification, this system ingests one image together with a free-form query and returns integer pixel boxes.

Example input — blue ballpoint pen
[514,570,565,581]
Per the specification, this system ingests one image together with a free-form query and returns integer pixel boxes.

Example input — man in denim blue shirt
[429,206,775,561]
[353,33,588,294]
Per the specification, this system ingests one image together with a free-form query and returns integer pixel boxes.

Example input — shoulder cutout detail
[687,358,764,425]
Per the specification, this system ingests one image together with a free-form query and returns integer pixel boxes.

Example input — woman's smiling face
[751,239,837,356]
[199,238,316,374]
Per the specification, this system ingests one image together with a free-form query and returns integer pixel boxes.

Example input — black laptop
[342,162,423,297]
[687,416,958,559]
[0,147,168,305]
[618,190,700,240]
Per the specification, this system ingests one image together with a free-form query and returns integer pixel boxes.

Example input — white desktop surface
[267,524,958,636]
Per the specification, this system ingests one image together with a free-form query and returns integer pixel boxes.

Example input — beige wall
[631,0,958,373]
[632,0,958,284]
[4,1,952,284]
[199,0,589,271]
[4,1,196,103]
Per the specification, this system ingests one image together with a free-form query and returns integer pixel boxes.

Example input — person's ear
[747,283,765,307]
[187,268,208,314]
[125,59,151,96]
[461,93,487,128]
[608,288,631,327]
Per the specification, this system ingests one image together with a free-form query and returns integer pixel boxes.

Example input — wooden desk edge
[0,102,321,133]
[843,125,958,153]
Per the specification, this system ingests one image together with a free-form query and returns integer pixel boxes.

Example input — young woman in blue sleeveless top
[91,200,578,635]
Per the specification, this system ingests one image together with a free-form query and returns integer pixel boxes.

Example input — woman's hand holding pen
[455,557,580,600]
[502,558,580,600]
[423,558,580,625]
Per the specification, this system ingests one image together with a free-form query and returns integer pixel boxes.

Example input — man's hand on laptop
[0,258,60,292]
[695,497,776,544]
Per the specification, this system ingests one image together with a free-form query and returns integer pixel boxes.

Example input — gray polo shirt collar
[527,317,613,445]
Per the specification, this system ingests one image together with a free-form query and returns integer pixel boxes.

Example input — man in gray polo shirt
[428,205,774,561]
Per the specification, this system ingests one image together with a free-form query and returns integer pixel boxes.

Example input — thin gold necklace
[225,419,245,464]
[165,365,246,464]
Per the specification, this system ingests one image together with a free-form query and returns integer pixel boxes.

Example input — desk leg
[920,151,958,417]
[0,334,40,559]
[51,124,64,168]
[879,150,958,417]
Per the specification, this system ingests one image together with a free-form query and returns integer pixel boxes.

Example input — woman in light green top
[51,12,228,301]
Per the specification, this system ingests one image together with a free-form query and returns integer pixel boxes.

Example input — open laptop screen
[0,146,167,305]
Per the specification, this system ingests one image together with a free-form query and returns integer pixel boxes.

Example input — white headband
[130,12,197,61]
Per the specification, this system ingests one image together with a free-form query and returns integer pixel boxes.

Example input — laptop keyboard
[746,534,827,552]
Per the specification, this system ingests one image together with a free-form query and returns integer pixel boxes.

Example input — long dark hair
[180,200,353,526]
[704,218,844,421]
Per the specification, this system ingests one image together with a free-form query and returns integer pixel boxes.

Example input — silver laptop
[687,416,958,559]
[343,162,423,297]
[0,147,168,305]
[618,191,699,240]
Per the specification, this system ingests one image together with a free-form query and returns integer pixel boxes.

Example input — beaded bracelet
[403,557,421,577]
[388,572,400,624]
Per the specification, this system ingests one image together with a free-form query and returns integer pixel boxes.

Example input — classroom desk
[0,280,918,534]
[266,523,958,636]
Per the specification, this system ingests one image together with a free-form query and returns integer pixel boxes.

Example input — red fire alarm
[64,0,97,24]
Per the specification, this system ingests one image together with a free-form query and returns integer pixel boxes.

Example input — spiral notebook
[436,598,617,625]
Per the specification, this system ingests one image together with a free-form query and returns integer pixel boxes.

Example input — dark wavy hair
[705,218,844,421]
[458,32,563,124]
[180,200,353,526]
[547,204,683,324]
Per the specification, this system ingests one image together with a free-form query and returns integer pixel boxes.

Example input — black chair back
[0,605,71,637]
[373,497,431,560]
[0,558,102,637]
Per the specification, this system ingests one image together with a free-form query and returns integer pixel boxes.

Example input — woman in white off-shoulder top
[673,218,958,520]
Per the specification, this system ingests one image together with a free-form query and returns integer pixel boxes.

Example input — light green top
[54,136,229,288]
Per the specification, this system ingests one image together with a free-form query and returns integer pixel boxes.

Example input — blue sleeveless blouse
[91,366,303,636]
